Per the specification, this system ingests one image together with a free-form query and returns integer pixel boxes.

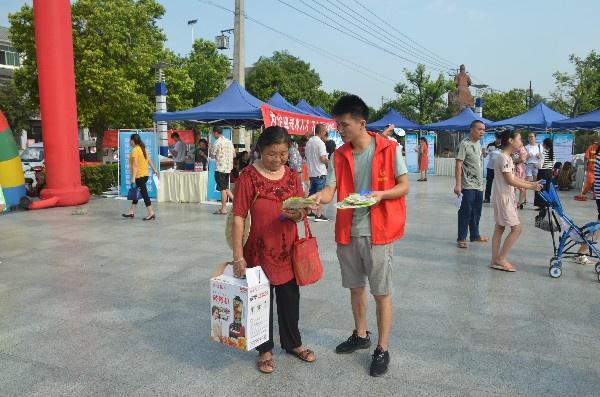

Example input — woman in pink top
[490,130,543,272]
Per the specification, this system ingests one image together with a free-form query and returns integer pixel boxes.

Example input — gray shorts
[336,237,394,296]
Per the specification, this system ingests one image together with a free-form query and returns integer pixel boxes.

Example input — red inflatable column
[33,0,89,206]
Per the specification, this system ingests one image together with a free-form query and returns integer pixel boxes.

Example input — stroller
[538,181,600,281]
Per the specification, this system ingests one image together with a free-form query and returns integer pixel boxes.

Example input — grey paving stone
[1,175,599,396]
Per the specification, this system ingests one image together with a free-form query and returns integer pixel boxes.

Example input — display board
[552,133,574,164]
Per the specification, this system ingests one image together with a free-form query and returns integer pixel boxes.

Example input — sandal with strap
[257,356,274,374]
[471,236,489,243]
[286,348,316,363]
[457,241,468,249]
[490,262,517,272]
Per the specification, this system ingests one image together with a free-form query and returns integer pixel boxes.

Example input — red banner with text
[261,105,335,136]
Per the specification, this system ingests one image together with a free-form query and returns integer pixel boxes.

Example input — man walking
[170,132,187,170]
[211,127,235,215]
[483,132,501,203]
[305,124,330,222]
[455,120,488,248]
[312,95,409,377]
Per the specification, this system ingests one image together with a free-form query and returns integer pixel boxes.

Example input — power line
[197,0,397,86]
[274,0,448,73]
[306,0,453,71]
[352,0,458,69]
[322,0,456,70]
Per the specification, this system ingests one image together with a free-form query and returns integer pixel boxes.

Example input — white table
[435,157,455,176]
[158,171,208,203]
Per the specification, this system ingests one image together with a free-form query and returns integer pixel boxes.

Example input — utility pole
[232,0,248,150]
[233,0,245,87]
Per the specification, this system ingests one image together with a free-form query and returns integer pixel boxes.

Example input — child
[552,162,562,185]
[557,162,575,191]
[490,130,543,272]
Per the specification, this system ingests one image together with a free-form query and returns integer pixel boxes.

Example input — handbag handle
[302,217,313,239]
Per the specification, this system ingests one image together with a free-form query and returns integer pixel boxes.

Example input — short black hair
[470,120,485,130]
[171,132,180,139]
[332,94,369,121]
[213,126,223,134]
[315,123,326,135]
[256,126,291,152]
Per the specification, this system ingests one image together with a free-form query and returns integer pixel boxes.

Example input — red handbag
[292,218,323,286]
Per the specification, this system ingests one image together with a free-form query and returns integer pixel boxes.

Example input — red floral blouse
[232,165,304,285]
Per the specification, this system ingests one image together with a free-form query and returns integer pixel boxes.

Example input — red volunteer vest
[334,132,406,245]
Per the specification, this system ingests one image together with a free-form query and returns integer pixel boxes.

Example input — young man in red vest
[311,95,409,377]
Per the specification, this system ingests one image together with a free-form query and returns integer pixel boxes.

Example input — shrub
[80,164,118,195]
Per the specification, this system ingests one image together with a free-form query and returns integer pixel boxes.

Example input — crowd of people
[116,94,599,378]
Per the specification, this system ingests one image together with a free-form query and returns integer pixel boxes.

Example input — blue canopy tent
[551,108,600,130]
[296,99,322,117]
[267,92,310,115]
[314,106,331,119]
[488,103,567,130]
[153,81,267,126]
[367,109,420,131]
[423,107,492,131]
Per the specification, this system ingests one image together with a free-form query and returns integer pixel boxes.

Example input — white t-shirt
[305,136,327,177]
[525,144,541,165]
[173,140,187,162]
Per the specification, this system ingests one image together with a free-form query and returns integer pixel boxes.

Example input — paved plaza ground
[1,175,600,396]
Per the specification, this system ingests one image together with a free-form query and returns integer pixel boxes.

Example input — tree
[481,89,528,121]
[551,51,600,117]
[393,64,453,125]
[0,79,36,140]
[162,49,194,112]
[187,39,231,106]
[246,51,322,104]
[9,0,167,160]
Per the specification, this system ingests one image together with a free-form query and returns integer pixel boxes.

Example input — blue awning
[367,109,420,130]
[488,103,567,130]
[423,108,492,132]
[153,81,265,125]
[551,108,600,130]
[267,92,310,115]
[296,99,322,116]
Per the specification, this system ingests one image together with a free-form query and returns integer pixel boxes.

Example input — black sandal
[143,214,155,221]
[121,213,134,218]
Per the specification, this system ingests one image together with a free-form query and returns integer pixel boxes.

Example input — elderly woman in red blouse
[231,126,316,374]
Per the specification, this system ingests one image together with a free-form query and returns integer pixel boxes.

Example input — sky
[1,0,600,109]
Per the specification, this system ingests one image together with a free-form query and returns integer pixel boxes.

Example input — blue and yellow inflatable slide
[0,111,26,209]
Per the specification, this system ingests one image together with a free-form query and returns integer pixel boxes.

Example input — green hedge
[80,164,118,195]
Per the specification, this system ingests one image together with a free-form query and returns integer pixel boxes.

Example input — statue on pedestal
[448,64,474,110]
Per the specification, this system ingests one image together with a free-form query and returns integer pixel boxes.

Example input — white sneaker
[576,255,591,265]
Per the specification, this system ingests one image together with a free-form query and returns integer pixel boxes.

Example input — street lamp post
[187,19,198,46]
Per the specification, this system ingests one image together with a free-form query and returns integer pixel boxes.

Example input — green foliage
[80,163,118,195]
[481,89,528,121]
[187,39,231,106]
[247,51,323,104]
[0,79,36,139]
[393,64,454,125]
[162,49,194,111]
[9,0,167,159]
[551,51,600,117]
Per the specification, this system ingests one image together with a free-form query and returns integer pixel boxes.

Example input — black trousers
[596,199,600,220]
[485,169,494,201]
[534,169,552,209]
[132,176,151,207]
[256,278,302,353]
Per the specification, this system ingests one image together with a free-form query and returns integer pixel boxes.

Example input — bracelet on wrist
[232,258,244,263]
